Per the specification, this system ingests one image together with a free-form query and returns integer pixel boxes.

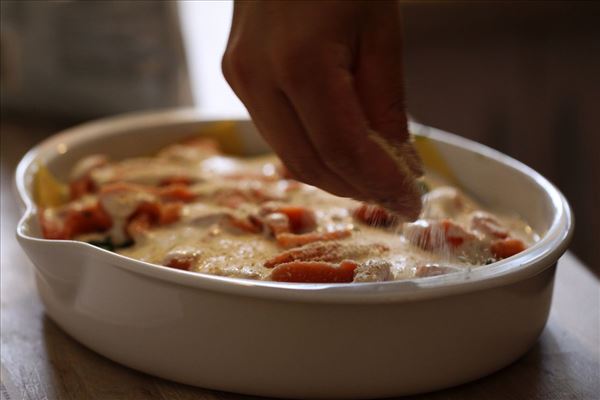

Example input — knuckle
[222,45,252,88]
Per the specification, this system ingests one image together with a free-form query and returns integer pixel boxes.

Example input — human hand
[222,0,423,219]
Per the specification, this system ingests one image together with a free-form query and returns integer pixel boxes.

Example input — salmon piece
[271,260,358,283]
[276,229,352,248]
[405,219,477,251]
[258,205,317,235]
[126,201,182,237]
[265,241,388,268]
[265,242,343,268]
[40,202,112,240]
[490,238,526,259]
[275,206,317,233]
[443,220,473,247]
[353,204,399,227]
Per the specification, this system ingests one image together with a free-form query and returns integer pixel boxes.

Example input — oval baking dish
[16,108,573,399]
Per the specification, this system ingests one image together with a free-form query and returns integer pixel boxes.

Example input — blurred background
[1,0,598,270]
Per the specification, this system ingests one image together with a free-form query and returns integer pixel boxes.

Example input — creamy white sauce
[61,141,537,282]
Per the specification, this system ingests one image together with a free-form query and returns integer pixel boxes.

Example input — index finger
[276,44,422,219]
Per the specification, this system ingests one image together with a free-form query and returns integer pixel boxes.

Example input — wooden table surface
[1,119,599,400]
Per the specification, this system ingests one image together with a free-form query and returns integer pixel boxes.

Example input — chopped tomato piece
[275,206,317,233]
[271,260,358,283]
[276,229,352,248]
[353,204,398,227]
[490,238,526,259]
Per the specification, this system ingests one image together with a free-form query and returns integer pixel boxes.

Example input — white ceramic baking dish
[15,108,573,399]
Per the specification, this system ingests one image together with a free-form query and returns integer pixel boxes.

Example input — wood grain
[1,119,598,400]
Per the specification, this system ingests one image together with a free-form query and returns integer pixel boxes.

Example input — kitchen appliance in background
[0,0,192,119]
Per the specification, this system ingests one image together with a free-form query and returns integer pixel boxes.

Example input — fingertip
[377,184,423,222]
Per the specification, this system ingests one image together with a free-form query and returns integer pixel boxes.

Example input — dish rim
[15,108,574,304]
